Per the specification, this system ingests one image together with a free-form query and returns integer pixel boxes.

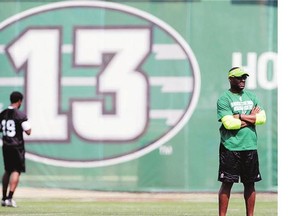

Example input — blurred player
[0,91,31,207]
[217,67,266,216]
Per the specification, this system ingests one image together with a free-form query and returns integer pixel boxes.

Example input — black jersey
[0,107,28,147]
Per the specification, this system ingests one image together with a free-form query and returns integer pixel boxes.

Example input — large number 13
[6,27,151,142]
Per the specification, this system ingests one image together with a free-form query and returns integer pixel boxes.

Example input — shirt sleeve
[217,95,233,122]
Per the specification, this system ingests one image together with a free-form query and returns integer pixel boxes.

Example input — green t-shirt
[217,90,261,151]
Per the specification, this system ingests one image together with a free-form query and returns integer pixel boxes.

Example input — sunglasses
[232,76,248,81]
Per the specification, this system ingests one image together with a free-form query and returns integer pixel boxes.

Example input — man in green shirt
[217,67,266,216]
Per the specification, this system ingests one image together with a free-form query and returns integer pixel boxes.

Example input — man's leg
[243,182,256,216]
[218,182,233,216]
[2,171,10,201]
[7,171,20,199]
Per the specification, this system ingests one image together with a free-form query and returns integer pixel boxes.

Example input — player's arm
[233,113,255,127]
[234,106,266,126]
[25,129,31,135]
[254,109,266,125]
[221,115,241,130]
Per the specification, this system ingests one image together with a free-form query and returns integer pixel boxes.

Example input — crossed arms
[221,107,266,130]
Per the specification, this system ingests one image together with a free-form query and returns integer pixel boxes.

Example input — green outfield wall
[0,0,277,192]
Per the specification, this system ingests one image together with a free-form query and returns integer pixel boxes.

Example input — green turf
[0,197,277,216]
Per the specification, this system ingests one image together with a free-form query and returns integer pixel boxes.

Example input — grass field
[0,188,277,216]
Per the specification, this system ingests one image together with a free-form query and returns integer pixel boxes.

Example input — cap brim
[228,68,249,77]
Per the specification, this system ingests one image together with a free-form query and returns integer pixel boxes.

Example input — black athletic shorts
[218,143,262,183]
[2,145,26,173]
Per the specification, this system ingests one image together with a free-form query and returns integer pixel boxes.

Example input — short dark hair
[229,67,240,72]
[10,91,23,103]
